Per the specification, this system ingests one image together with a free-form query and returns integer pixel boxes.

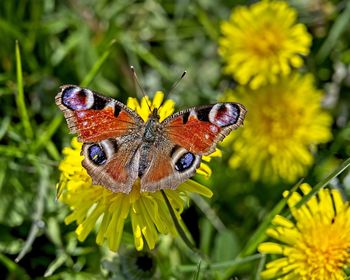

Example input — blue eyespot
[88,144,107,165]
[175,152,195,172]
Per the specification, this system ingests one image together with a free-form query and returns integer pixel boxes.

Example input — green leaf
[221,179,303,279]
[44,254,67,277]
[212,229,240,262]
[0,253,30,280]
[199,219,214,255]
[47,217,63,247]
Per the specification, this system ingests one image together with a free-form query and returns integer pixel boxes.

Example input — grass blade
[178,254,262,272]
[15,40,33,139]
[295,157,350,208]
[15,164,49,262]
[192,260,201,280]
[255,254,265,280]
[0,116,10,140]
[80,39,117,87]
[316,1,350,62]
[0,145,24,157]
[33,115,63,152]
[121,35,172,80]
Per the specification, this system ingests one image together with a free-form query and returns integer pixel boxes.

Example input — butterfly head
[150,107,160,122]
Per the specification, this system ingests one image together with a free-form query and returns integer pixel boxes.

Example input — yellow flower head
[57,92,217,251]
[219,0,312,89]
[258,183,350,279]
[223,73,332,183]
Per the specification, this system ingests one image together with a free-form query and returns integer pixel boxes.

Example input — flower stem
[161,190,209,262]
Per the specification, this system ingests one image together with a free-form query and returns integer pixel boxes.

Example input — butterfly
[56,85,246,194]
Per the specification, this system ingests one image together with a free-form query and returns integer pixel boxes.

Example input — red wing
[55,85,143,142]
[162,103,247,155]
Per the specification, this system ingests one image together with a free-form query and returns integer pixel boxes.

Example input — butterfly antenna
[164,70,187,101]
[130,66,152,112]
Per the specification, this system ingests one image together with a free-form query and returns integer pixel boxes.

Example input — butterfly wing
[81,138,142,193]
[140,139,201,192]
[56,85,144,193]
[163,103,247,155]
[55,85,143,142]
[140,103,246,192]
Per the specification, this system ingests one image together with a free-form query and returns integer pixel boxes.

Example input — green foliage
[1,0,350,279]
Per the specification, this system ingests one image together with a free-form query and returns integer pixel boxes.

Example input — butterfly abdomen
[138,144,152,177]
[138,117,164,177]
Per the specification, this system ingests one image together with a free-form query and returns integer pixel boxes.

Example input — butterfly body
[56,85,246,194]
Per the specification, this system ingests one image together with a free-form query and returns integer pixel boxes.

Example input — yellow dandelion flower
[223,73,332,183]
[219,0,312,89]
[258,183,350,279]
[57,91,215,251]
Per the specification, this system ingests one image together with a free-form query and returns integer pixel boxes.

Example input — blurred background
[1,0,350,279]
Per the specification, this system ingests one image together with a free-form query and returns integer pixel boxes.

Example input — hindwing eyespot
[175,152,195,172]
[88,144,107,165]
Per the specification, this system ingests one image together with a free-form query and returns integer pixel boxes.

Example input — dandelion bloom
[258,183,350,279]
[223,73,332,183]
[219,0,312,89]
[57,92,216,251]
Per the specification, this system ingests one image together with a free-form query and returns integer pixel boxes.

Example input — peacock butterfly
[56,85,246,193]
